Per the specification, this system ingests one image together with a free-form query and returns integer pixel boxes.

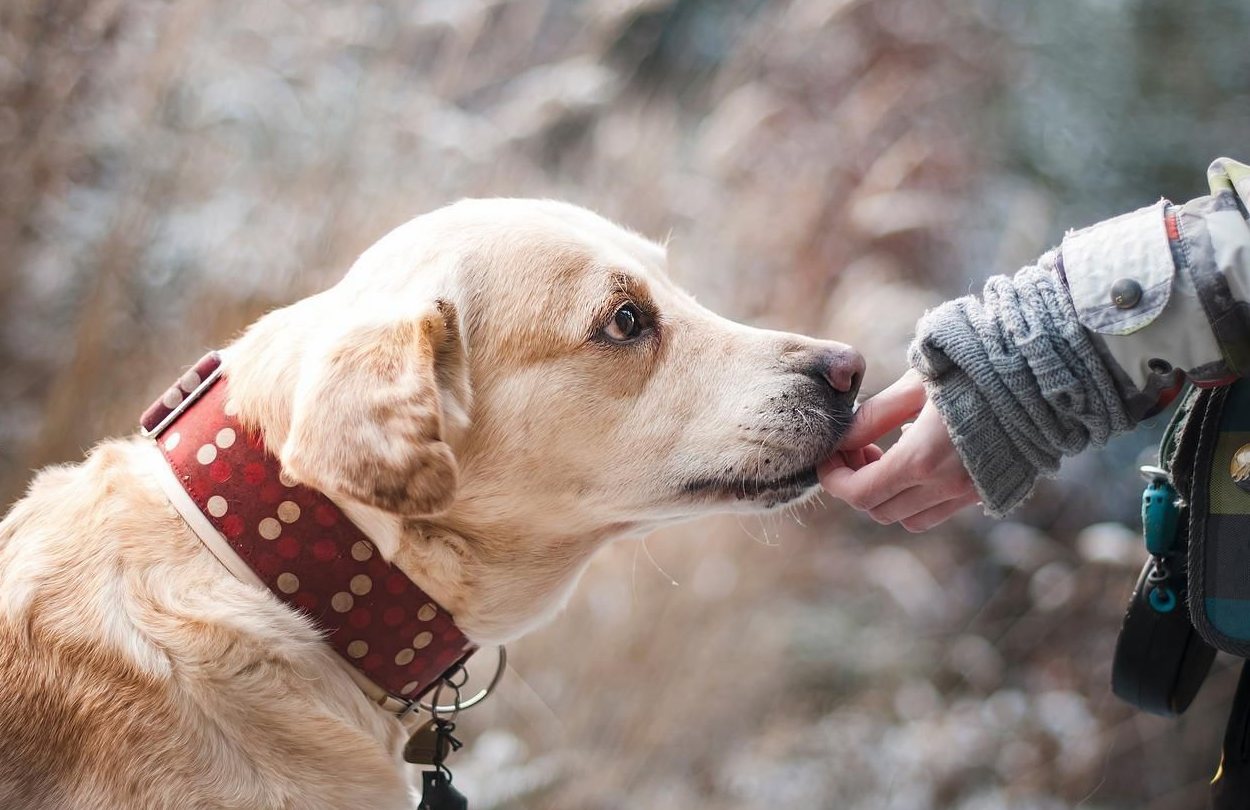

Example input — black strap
[1213,661,1250,809]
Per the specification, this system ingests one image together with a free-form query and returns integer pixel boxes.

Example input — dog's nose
[822,345,865,398]
[825,347,865,397]
[797,343,865,400]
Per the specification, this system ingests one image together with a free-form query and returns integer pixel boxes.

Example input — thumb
[839,369,927,449]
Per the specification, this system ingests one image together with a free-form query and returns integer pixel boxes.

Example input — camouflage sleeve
[1059,157,1250,418]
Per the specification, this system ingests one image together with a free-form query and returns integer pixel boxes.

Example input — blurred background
[2,0,1248,807]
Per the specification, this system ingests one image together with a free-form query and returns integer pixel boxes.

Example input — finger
[818,453,850,477]
[840,370,927,450]
[899,492,981,533]
[820,447,915,511]
[818,444,885,477]
[867,484,954,525]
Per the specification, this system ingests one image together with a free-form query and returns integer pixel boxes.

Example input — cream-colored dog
[0,199,863,809]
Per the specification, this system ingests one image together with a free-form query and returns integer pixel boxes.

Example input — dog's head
[229,199,862,640]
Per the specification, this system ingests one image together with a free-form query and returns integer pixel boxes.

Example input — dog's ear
[279,302,467,517]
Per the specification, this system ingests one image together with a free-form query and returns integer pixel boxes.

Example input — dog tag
[404,719,448,765]
[418,769,467,810]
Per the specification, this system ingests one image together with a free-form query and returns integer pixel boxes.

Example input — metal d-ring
[419,646,507,715]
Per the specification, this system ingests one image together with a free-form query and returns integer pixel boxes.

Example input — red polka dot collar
[140,352,476,710]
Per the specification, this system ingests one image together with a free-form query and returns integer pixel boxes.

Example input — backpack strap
[1211,660,1250,809]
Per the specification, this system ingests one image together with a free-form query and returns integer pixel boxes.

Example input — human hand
[820,370,979,532]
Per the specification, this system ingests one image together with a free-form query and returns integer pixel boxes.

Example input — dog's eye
[604,303,644,342]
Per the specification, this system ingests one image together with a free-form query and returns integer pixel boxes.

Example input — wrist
[913,346,1040,517]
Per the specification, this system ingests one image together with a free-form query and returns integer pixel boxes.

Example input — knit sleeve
[908,257,1139,516]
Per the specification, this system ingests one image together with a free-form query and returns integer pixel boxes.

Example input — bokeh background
[2,1,1249,807]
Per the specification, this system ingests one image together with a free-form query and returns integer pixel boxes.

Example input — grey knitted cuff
[920,366,1038,517]
[909,260,1138,517]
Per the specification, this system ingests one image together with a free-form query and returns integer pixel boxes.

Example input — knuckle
[913,444,943,470]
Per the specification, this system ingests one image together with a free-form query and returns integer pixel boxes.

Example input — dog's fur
[0,200,861,809]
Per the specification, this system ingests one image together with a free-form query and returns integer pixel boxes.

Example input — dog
[0,198,863,809]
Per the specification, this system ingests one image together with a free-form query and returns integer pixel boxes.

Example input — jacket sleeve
[1061,157,1250,414]
[909,158,1250,516]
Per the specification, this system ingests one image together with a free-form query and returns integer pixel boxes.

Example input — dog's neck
[405,517,629,646]
[254,493,612,646]
[222,306,617,648]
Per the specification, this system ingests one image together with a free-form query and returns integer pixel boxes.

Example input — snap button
[1147,358,1173,375]
[1111,278,1143,309]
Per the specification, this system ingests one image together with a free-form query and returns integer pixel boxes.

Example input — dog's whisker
[640,537,679,587]
[631,538,641,603]
[756,513,777,546]
[733,511,770,546]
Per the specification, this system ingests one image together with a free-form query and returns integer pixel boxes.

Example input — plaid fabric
[1189,379,1250,655]
[1209,157,1250,205]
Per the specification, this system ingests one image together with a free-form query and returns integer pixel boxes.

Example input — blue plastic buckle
[1140,465,1180,557]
